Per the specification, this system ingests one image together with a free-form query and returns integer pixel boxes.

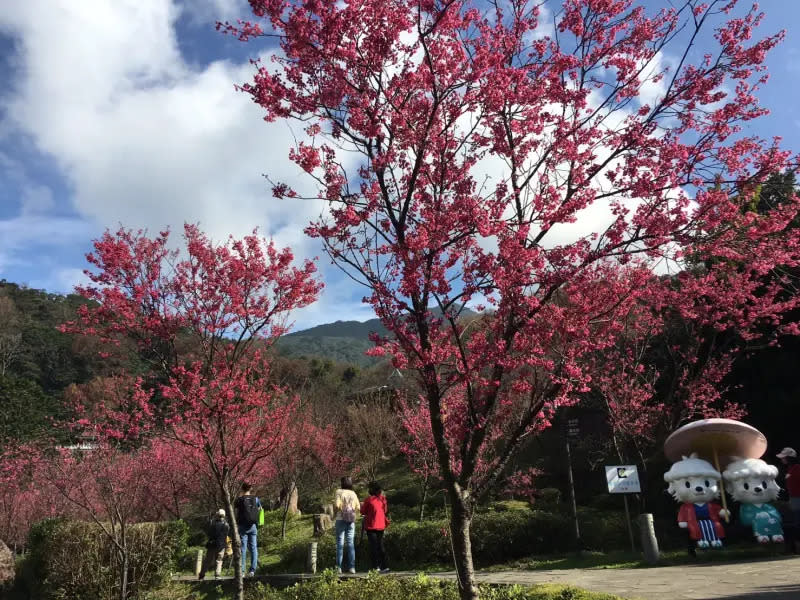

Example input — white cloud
[20,184,55,215]
[179,0,247,25]
[35,267,93,295]
[0,0,697,329]
[0,0,371,328]
[0,215,93,272]
[637,51,669,110]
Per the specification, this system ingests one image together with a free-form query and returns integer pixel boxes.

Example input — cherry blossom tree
[584,294,742,469]
[137,438,199,520]
[397,397,440,521]
[0,445,59,553]
[339,394,399,482]
[62,224,321,599]
[227,0,800,596]
[41,443,158,600]
[269,408,343,538]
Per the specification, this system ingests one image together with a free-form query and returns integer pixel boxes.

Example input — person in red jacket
[361,481,390,573]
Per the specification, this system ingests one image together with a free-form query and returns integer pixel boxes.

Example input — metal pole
[565,439,581,549]
[622,494,635,553]
[712,444,730,522]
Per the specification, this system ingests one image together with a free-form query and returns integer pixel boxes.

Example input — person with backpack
[234,482,262,577]
[199,509,229,581]
[361,481,390,573]
[333,476,360,574]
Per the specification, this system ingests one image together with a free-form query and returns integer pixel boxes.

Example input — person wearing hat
[777,448,800,525]
[199,509,230,580]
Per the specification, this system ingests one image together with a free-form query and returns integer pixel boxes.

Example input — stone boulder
[313,513,332,537]
[0,539,14,585]
[280,484,301,515]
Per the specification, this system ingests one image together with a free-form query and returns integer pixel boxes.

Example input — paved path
[429,556,800,600]
[177,555,800,599]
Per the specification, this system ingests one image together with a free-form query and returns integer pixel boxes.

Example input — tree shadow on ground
[698,583,800,600]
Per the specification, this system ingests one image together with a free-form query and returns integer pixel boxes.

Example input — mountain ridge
[277,307,477,365]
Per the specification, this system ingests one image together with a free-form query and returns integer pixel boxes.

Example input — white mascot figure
[723,457,784,544]
[664,453,729,548]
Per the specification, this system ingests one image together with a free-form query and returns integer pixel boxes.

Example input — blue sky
[0,0,798,330]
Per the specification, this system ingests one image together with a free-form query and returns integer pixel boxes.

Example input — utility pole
[565,418,581,550]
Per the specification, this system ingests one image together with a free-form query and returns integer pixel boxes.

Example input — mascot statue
[664,453,729,549]
[723,457,784,544]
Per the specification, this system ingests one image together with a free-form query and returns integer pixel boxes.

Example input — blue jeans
[239,524,258,574]
[335,519,355,570]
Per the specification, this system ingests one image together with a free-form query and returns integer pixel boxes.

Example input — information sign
[605,465,641,494]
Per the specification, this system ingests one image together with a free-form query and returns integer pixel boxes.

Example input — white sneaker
[348,568,356,574]
[380,568,390,574]
[336,567,342,574]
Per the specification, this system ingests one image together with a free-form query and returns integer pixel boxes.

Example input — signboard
[566,418,580,440]
[605,465,641,494]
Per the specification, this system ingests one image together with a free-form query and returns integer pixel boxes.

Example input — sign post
[605,465,641,553]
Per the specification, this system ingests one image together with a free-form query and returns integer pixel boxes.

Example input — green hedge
[268,507,631,572]
[18,518,188,600]
[146,572,622,600]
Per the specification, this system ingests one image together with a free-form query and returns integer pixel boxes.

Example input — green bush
[492,500,531,512]
[248,572,619,600]
[19,518,188,600]
[573,508,629,551]
[385,488,422,508]
[175,546,202,573]
[267,506,648,573]
[535,488,561,510]
[146,572,623,600]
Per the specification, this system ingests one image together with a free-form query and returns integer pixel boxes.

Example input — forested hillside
[1,276,798,465]
[0,279,394,444]
[0,281,97,443]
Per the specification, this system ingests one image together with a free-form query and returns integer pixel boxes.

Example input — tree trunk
[223,489,244,600]
[281,483,294,540]
[448,492,478,600]
[119,549,129,600]
[418,476,429,523]
[118,522,129,600]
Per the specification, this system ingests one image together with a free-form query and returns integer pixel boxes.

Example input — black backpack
[237,496,260,527]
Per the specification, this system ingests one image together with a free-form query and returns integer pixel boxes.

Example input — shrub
[492,501,531,512]
[573,508,629,551]
[20,519,188,600]
[385,488,422,508]
[268,506,645,573]
[535,488,561,510]
[470,510,574,564]
[146,573,623,600]
[381,520,453,567]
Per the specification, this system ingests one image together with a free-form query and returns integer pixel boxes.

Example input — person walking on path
[777,448,800,525]
[334,476,360,574]
[199,509,229,580]
[361,481,390,573]
[234,482,262,577]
